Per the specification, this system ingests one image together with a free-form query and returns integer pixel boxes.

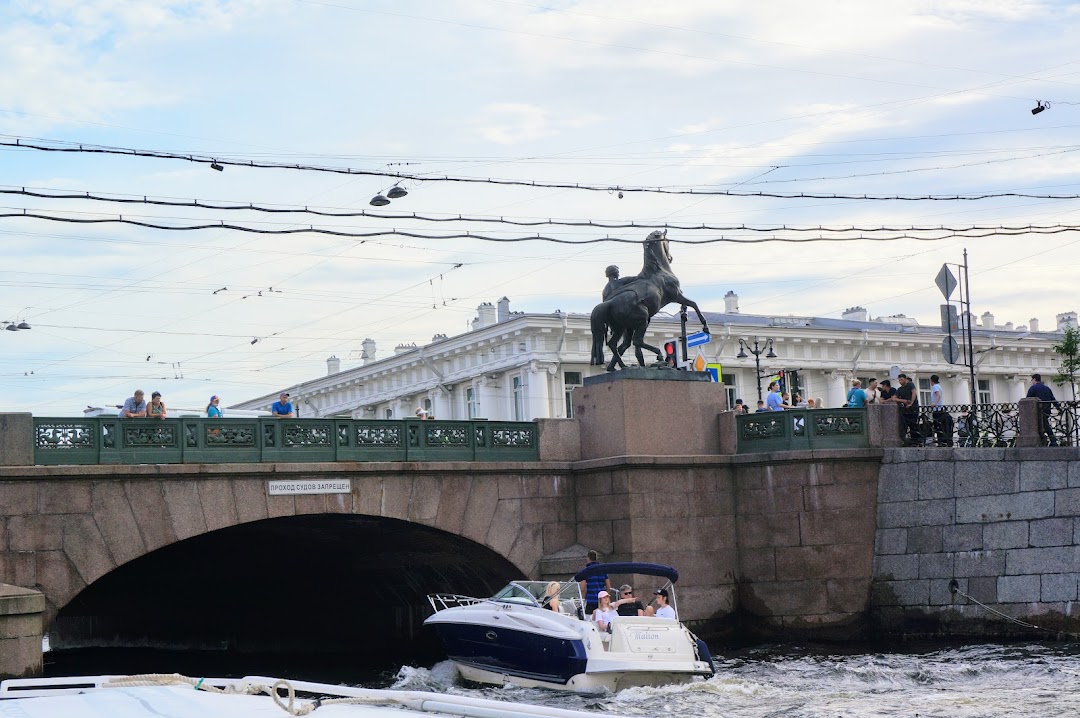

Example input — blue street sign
[686,331,711,348]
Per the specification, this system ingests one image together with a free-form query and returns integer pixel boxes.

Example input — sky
[3,0,1080,415]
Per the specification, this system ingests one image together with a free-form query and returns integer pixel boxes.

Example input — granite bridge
[2,372,1079,678]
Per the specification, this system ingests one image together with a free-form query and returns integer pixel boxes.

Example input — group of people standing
[118,390,224,419]
[846,374,925,444]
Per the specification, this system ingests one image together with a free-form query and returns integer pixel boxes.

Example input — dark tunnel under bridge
[48,514,521,678]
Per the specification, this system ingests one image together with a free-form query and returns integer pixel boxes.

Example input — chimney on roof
[1030,317,1040,333]
[361,338,376,364]
[497,297,510,323]
[724,290,739,314]
[981,311,995,329]
[326,355,340,376]
[842,306,868,322]
[1005,322,1014,331]
[1059,311,1078,331]
[394,342,417,355]
[476,302,497,328]
[432,333,447,342]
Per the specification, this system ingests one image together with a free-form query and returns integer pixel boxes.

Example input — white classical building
[234,295,1078,420]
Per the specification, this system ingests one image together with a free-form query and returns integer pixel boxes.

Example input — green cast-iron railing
[32,417,539,465]
[736,408,869,453]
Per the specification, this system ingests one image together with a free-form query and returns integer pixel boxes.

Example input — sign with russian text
[268,479,351,495]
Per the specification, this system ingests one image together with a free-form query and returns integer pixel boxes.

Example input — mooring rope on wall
[948,579,1080,639]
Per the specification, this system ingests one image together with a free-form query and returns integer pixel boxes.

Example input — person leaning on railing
[271,392,294,418]
[1026,373,1059,446]
[118,389,147,418]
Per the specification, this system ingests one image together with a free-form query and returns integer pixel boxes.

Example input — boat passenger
[541,581,561,612]
[613,585,645,617]
[579,550,612,617]
[646,588,676,619]
[592,591,618,631]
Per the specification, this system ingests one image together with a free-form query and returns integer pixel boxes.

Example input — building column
[477,375,501,420]
[824,370,848,409]
[431,387,452,420]
[954,376,972,407]
[528,362,555,420]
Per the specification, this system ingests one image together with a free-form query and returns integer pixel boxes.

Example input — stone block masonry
[872,449,1080,635]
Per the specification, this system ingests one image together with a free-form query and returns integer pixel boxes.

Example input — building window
[722,374,737,410]
[423,398,432,418]
[466,387,478,419]
[978,379,992,406]
[513,376,525,421]
[918,378,932,407]
[384,408,393,420]
[564,371,583,418]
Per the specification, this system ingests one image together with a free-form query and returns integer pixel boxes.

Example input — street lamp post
[736,337,778,402]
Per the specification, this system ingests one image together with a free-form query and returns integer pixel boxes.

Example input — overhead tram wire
[5,210,1080,245]
[8,138,1080,201]
[10,185,1080,232]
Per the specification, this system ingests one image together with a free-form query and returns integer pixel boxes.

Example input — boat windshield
[490,581,582,607]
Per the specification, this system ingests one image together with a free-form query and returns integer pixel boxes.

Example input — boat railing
[426,593,486,613]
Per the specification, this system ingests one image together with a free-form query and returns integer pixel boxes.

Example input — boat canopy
[573,562,679,584]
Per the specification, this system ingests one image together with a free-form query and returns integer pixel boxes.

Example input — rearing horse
[589,230,709,371]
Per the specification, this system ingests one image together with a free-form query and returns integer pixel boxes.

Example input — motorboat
[424,562,715,693]
[0,673,618,718]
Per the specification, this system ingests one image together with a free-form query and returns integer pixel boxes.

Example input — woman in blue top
[206,395,223,418]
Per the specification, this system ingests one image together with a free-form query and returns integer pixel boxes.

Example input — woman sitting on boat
[541,581,561,612]
[592,590,618,631]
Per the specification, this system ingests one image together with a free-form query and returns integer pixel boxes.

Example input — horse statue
[589,230,709,372]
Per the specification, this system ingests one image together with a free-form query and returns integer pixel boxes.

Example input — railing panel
[736,409,868,453]
[31,417,543,465]
[33,419,100,465]
[96,418,184,464]
[181,419,262,463]
[336,420,407,461]
[913,403,1019,448]
[475,422,539,462]
[260,419,337,463]
[407,419,475,461]
[1040,401,1080,447]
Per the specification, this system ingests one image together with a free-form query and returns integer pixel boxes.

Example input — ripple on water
[387,644,1080,718]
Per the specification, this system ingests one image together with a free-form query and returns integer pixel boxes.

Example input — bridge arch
[1,467,571,646]
[51,513,523,666]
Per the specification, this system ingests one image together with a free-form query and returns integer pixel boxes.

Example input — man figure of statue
[602,265,640,302]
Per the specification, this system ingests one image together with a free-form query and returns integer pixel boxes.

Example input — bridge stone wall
[873,448,1080,634]
[0,462,575,625]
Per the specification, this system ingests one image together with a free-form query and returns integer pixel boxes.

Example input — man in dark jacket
[1026,374,1059,446]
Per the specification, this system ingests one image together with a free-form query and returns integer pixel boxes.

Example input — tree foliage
[1053,324,1080,400]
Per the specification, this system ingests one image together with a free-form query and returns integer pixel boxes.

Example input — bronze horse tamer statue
[589,230,709,371]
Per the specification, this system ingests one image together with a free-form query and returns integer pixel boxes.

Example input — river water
[46,642,1080,716]
[387,643,1080,717]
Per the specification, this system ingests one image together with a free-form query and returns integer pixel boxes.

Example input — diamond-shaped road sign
[935,264,958,300]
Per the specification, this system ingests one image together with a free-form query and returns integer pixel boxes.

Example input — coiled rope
[102,673,401,715]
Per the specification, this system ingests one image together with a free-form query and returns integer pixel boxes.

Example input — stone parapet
[0,414,33,466]
[574,371,726,459]
[0,584,45,678]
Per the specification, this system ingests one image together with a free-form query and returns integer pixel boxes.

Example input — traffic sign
[705,363,723,382]
[686,331,711,348]
[935,264,958,300]
[942,336,960,364]
[940,303,959,333]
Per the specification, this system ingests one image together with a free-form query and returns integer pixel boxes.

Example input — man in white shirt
[647,588,676,619]
[930,374,952,446]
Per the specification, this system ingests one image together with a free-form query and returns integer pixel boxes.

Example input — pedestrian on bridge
[119,390,147,418]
